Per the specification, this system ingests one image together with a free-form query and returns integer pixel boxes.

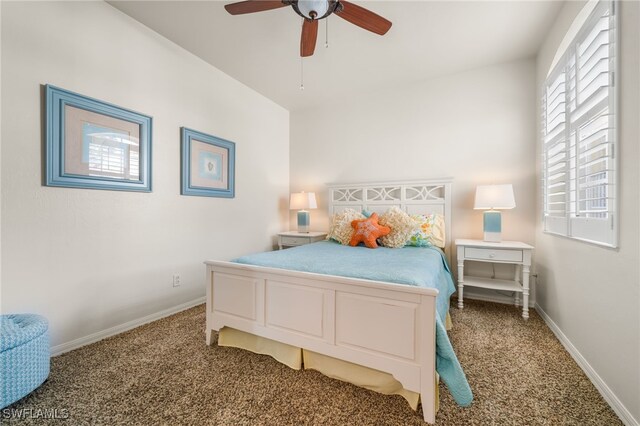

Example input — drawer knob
[489,252,496,258]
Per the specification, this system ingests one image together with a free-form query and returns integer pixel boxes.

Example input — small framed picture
[180,127,235,198]
[45,85,152,192]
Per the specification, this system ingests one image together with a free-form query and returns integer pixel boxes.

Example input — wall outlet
[172,274,181,287]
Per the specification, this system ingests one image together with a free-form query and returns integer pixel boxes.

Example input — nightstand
[278,231,327,250]
[455,239,534,319]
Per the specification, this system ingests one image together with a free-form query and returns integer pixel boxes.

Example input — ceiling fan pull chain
[325,18,329,48]
[300,56,304,91]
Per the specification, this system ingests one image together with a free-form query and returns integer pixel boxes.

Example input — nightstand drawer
[465,247,523,262]
[280,236,310,246]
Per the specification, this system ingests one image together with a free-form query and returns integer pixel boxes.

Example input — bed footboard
[204,260,439,424]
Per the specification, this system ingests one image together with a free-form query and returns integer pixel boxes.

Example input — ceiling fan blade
[335,0,392,35]
[300,19,318,57]
[224,0,287,15]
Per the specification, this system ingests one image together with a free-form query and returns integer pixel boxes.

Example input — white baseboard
[535,304,638,426]
[50,297,205,357]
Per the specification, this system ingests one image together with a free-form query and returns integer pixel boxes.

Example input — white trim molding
[535,304,638,426]
[50,297,205,356]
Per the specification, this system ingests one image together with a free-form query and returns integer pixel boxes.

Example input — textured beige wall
[0,1,290,347]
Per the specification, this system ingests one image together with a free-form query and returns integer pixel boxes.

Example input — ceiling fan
[224,0,392,57]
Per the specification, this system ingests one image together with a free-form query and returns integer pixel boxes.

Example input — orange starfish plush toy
[349,213,391,249]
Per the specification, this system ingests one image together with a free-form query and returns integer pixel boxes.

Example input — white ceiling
[109,1,563,111]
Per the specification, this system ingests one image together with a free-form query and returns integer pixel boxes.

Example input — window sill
[541,230,619,250]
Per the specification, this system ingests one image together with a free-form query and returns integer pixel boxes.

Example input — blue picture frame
[181,127,235,198]
[45,85,152,192]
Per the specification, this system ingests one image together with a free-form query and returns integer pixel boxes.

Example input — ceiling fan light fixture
[296,0,330,19]
[224,0,392,58]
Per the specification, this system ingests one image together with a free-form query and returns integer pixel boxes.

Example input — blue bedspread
[233,240,473,406]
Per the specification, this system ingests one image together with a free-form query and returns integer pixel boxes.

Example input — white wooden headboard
[327,179,453,264]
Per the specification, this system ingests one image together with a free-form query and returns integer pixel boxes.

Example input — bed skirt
[217,312,453,411]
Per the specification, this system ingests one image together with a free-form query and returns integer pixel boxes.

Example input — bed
[204,179,472,423]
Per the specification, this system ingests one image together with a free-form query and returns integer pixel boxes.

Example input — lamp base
[297,210,310,233]
[483,210,502,242]
[483,231,502,242]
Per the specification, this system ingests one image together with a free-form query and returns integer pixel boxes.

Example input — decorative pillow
[378,206,419,248]
[326,208,365,245]
[407,214,446,248]
[349,213,391,249]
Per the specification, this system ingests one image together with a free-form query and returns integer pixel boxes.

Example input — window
[542,0,617,247]
[85,129,140,180]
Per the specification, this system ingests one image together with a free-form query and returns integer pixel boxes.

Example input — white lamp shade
[290,192,317,210]
[474,184,516,210]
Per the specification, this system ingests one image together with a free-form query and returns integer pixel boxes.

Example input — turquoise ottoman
[0,314,50,408]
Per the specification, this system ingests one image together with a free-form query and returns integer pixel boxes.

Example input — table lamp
[474,184,516,242]
[290,191,317,233]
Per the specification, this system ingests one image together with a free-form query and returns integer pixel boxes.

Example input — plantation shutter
[542,0,617,247]
[542,66,568,235]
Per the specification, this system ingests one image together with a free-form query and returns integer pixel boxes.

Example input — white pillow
[378,207,419,248]
[326,208,365,245]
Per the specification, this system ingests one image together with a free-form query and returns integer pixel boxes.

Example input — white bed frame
[205,179,452,424]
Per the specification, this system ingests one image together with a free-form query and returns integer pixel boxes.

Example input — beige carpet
[5,300,621,425]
